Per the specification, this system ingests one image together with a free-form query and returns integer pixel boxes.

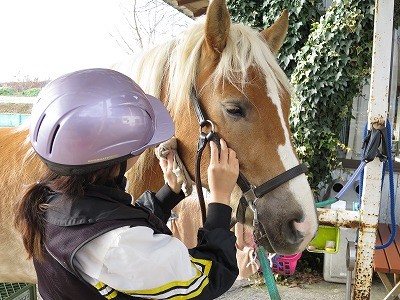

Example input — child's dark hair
[14,164,120,260]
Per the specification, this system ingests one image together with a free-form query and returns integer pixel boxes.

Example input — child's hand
[159,150,182,194]
[208,138,239,205]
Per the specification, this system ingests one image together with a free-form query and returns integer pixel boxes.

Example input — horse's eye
[225,106,245,118]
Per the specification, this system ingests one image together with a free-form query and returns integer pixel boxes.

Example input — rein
[189,88,308,241]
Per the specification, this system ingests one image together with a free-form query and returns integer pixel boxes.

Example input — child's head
[30,68,174,176]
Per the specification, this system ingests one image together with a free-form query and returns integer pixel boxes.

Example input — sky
[0,0,192,83]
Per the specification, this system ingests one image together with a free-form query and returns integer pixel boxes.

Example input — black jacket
[34,182,238,299]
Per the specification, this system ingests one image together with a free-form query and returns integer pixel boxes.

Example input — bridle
[189,88,308,241]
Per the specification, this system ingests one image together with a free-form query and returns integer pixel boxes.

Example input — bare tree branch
[110,0,193,54]
[131,0,144,49]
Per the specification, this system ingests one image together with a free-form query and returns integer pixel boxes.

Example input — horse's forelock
[212,24,292,97]
[166,21,293,114]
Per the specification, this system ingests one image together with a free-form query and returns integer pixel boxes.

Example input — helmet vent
[49,124,60,154]
[35,114,46,142]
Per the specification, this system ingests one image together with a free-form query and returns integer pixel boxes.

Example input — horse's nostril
[284,219,305,245]
[287,227,305,245]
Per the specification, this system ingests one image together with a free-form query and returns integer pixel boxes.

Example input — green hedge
[0,87,17,96]
[0,87,41,97]
[21,88,41,97]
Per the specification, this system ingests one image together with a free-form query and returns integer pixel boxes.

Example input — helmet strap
[116,160,127,187]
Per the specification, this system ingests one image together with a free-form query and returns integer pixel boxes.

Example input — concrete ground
[34,277,387,299]
[218,278,388,300]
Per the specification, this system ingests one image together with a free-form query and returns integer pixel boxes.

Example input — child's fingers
[228,148,237,165]
[219,138,228,164]
[210,141,219,165]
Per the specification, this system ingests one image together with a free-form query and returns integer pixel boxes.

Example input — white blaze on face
[267,77,318,249]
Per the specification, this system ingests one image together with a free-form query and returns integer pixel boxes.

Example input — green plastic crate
[0,283,37,300]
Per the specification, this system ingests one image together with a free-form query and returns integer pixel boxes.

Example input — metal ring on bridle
[199,120,215,134]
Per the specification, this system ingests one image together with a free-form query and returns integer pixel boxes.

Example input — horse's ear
[260,9,289,55]
[204,0,230,55]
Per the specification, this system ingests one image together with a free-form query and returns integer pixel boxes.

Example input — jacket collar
[45,181,144,227]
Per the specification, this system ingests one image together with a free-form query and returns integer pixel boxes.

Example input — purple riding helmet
[30,68,175,175]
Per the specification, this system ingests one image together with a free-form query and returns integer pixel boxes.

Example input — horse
[0,0,318,284]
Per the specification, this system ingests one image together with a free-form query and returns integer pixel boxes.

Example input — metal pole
[346,241,356,300]
[352,0,394,298]
[317,208,360,228]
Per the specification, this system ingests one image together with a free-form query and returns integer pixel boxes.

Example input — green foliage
[0,86,17,96]
[21,88,41,97]
[227,0,321,76]
[0,85,41,97]
[290,0,374,193]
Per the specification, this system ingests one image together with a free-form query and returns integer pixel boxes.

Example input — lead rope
[196,131,211,225]
[196,122,221,225]
[257,246,281,300]
[247,226,281,300]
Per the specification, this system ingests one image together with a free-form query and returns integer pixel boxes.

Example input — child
[15,68,239,300]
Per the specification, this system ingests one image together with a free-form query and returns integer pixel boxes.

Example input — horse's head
[163,0,318,254]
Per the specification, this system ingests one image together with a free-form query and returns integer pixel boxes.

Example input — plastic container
[307,225,340,254]
[0,283,37,300]
[323,228,357,283]
[271,252,302,275]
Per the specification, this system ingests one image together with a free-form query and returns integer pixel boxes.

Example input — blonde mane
[117,20,292,117]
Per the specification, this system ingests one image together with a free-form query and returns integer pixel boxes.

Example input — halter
[189,88,308,242]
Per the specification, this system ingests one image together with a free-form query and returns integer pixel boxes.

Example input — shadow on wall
[323,179,360,211]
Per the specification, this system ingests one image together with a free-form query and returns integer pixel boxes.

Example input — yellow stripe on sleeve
[121,267,203,295]
[120,257,213,298]
[94,282,118,299]
[105,290,118,299]
[190,256,212,275]
[94,282,105,290]
[96,257,214,299]
[168,277,210,300]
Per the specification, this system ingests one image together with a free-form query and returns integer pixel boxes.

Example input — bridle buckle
[243,187,257,204]
[243,187,259,227]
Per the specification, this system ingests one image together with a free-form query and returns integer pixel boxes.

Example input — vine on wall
[290,0,374,194]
